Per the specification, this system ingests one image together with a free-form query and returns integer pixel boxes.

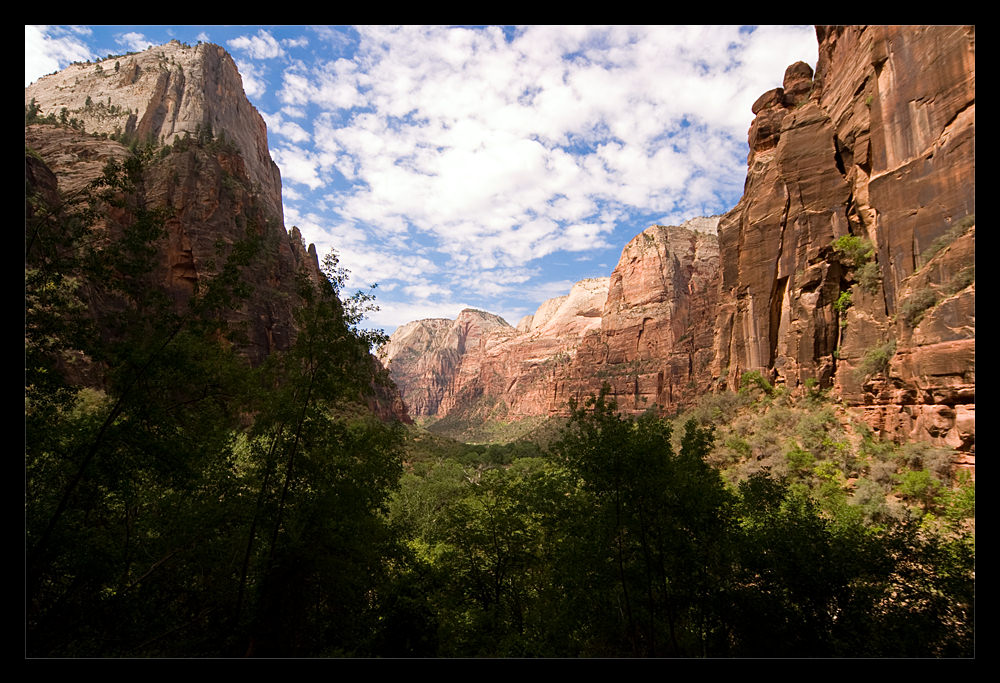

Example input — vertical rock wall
[25,42,325,367]
[26,40,284,223]
[714,25,975,456]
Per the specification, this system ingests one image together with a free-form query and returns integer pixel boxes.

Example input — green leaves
[26,147,407,657]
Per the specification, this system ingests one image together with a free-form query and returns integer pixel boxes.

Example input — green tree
[26,145,406,657]
[26,148,266,656]
[549,386,732,656]
[230,251,404,656]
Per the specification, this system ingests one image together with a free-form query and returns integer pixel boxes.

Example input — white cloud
[256,25,816,328]
[270,144,324,190]
[299,24,817,285]
[404,281,452,301]
[369,299,476,334]
[262,110,311,144]
[278,59,365,110]
[117,31,154,53]
[228,29,284,59]
[235,60,267,99]
[25,25,93,86]
[26,24,820,331]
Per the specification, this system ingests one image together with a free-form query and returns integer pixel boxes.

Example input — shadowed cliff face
[25,121,314,367]
[25,42,409,425]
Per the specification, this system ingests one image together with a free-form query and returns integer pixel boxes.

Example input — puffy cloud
[117,31,154,53]
[30,24,819,332]
[262,110,311,144]
[270,144,324,190]
[228,29,284,59]
[282,36,308,49]
[25,25,93,85]
[304,26,813,267]
[235,60,267,99]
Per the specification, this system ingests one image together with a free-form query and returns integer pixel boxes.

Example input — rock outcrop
[383,218,720,423]
[560,220,721,413]
[26,41,409,421]
[713,25,974,456]
[26,40,283,222]
[26,42,320,366]
[381,310,514,418]
[25,122,314,366]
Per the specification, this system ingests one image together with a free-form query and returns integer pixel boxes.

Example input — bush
[898,288,938,327]
[895,469,943,510]
[920,214,975,265]
[855,340,896,380]
[856,260,882,294]
[896,442,954,482]
[943,266,975,296]
[833,290,852,314]
[739,370,773,396]
[832,234,881,294]
[785,445,815,476]
[832,234,875,268]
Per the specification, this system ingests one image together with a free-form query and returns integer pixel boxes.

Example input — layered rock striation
[25,122,315,366]
[381,311,514,418]
[26,40,317,367]
[26,41,408,422]
[26,40,283,222]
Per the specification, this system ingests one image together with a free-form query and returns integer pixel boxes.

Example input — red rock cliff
[714,25,974,456]
[383,218,720,423]
[387,26,973,457]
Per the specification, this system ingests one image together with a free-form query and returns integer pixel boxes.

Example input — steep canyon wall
[26,40,409,420]
[385,26,974,456]
[713,25,974,456]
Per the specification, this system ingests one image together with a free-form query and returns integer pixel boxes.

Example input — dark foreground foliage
[26,146,405,657]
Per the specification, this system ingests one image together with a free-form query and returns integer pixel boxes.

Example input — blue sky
[26,25,818,334]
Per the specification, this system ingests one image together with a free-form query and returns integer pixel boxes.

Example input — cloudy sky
[26,25,818,334]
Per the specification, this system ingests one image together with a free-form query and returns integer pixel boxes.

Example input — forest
[25,144,974,658]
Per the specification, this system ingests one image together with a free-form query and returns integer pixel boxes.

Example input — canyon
[25,28,975,459]
[382,26,975,460]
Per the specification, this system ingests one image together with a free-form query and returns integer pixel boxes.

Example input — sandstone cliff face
[381,310,515,418]
[25,120,312,367]
[714,25,974,455]
[26,40,283,223]
[384,218,720,423]
[25,43,324,367]
[387,26,973,457]
[24,40,413,429]
[562,221,720,414]
[462,277,610,419]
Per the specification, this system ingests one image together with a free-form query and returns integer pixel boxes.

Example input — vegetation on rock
[383,384,974,657]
